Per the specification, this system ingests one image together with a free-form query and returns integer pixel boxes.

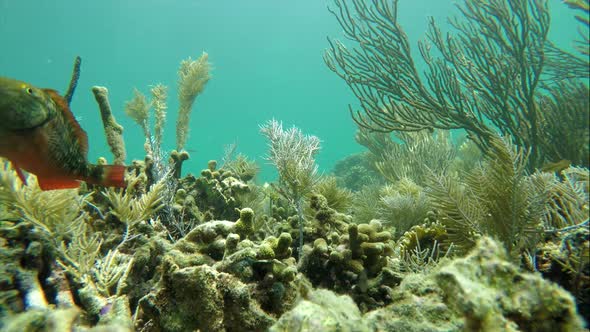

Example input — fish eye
[25,87,33,94]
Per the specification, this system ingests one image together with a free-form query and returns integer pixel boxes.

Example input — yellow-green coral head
[239,207,254,224]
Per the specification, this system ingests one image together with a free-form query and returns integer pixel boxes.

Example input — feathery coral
[124,88,151,138]
[103,174,167,227]
[176,52,211,151]
[260,119,321,257]
[151,84,168,151]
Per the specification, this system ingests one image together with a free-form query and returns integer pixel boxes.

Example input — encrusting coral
[133,208,300,331]
[274,237,586,332]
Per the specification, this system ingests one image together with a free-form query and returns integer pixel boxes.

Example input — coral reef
[533,224,590,320]
[275,237,586,332]
[298,196,398,312]
[175,161,251,222]
[133,210,301,331]
[434,237,585,331]
[1,2,588,328]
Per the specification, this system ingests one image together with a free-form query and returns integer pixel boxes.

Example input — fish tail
[86,164,127,188]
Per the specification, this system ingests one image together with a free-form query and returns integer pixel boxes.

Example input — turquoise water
[0,0,580,181]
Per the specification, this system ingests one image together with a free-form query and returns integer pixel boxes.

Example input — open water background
[0,0,579,181]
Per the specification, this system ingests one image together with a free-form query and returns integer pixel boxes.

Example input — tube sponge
[92,86,127,165]
[176,52,211,151]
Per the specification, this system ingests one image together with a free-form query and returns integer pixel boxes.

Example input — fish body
[0,76,125,190]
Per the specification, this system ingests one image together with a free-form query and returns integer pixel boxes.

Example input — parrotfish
[0,76,126,190]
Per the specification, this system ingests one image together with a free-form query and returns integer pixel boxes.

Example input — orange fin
[37,177,81,190]
[98,165,127,188]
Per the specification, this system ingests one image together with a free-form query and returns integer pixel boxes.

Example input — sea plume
[176,52,211,151]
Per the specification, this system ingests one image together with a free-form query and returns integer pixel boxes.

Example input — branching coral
[260,119,321,258]
[325,0,589,170]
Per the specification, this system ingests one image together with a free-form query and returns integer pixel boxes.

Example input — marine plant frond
[450,137,483,175]
[260,119,321,200]
[377,178,431,236]
[151,83,168,149]
[351,184,382,224]
[0,160,89,240]
[103,174,166,227]
[58,224,102,282]
[124,88,151,133]
[476,137,531,242]
[537,81,589,167]
[313,176,353,213]
[472,136,547,254]
[428,136,549,256]
[372,130,456,185]
[326,0,586,170]
[0,158,25,215]
[355,128,396,158]
[564,0,590,56]
[426,172,484,253]
[223,153,260,182]
[176,52,211,151]
[178,52,211,103]
[562,166,589,196]
[94,249,134,297]
[531,167,590,229]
